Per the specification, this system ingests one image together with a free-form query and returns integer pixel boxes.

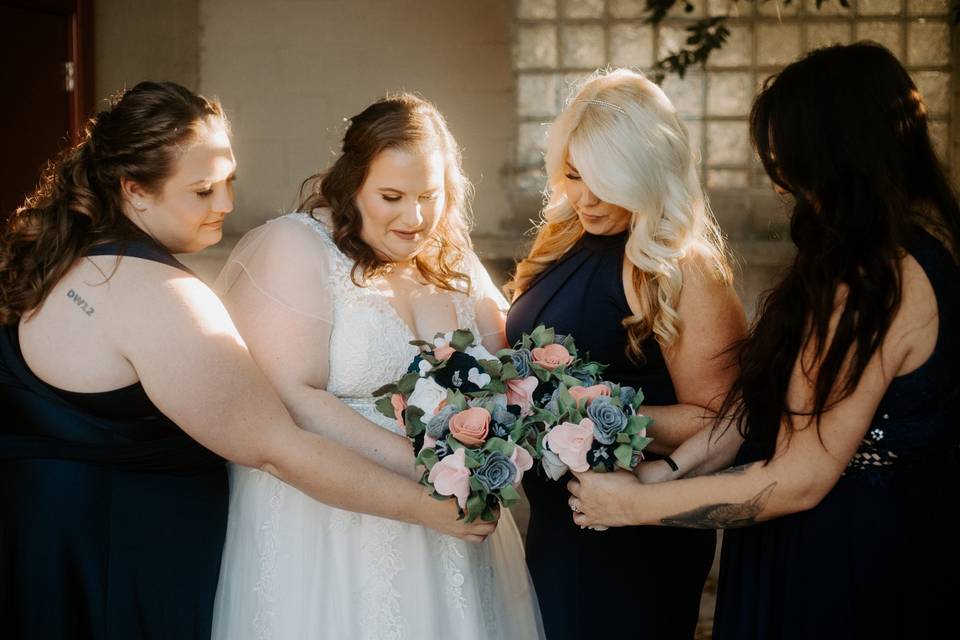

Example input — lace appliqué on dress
[252,475,286,640]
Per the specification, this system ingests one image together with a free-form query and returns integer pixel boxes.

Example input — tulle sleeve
[213,214,336,387]
[464,252,510,350]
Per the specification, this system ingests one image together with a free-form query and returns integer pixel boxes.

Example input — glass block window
[512,0,954,192]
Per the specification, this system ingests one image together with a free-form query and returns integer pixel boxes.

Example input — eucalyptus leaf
[451,329,474,351]
[374,395,396,420]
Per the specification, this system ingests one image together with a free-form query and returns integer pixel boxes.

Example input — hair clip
[581,98,626,114]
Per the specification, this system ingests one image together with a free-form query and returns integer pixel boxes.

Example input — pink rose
[531,343,574,371]
[448,407,491,447]
[427,448,471,509]
[543,418,595,472]
[506,376,539,416]
[434,344,455,361]
[510,445,534,485]
[390,394,407,428]
[422,435,438,451]
[568,384,611,406]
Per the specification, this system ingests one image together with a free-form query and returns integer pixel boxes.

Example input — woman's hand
[566,469,642,529]
[414,489,499,543]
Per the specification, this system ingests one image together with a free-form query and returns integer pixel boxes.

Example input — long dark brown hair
[298,93,474,293]
[719,42,960,459]
[0,81,225,325]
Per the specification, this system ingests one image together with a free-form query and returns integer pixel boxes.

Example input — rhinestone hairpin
[581,98,626,114]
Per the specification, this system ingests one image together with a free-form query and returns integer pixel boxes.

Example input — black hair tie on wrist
[663,456,679,472]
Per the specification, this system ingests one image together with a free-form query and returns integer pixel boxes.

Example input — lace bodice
[284,213,480,400]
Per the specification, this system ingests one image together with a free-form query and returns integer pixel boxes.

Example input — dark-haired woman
[209,94,543,639]
[567,42,960,639]
[0,82,497,640]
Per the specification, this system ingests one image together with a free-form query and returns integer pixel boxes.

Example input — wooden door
[0,0,92,223]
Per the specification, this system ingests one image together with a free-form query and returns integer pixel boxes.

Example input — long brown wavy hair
[0,81,225,325]
[298,93,474,293]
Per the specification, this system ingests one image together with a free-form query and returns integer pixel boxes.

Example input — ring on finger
[568,498,581,513]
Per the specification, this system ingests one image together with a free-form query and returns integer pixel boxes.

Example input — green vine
[646,0,960,82]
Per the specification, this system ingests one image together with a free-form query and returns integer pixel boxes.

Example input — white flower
[407,377,448,417]
[540,448,569,481]
[467,367,492,388]
[417,359,433,377]
[434,332,454,348]
[466,344,496,362]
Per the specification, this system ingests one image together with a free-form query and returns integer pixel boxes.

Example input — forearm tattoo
[659,482,777,529]
[716,463,756,476]
[67,289,95,317]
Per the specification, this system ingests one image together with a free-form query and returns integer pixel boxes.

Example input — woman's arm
[622,253,747,453]
[221,267,417,479]
[633,416,744,484]
[117,264,494,542]
[571,257,937,528]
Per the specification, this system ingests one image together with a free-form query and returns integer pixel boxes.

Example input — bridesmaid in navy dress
[568,44,960,639]
[0,82,494,639]
[505,69,746,639]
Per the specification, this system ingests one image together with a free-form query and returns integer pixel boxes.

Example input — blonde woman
[505,69,746,638]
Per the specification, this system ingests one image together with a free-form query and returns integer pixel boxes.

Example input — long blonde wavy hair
[507,68,731,361]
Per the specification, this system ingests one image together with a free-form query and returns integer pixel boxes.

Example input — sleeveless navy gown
[713,228,960,639]
[506,231,715,639]
[0,241,228,639]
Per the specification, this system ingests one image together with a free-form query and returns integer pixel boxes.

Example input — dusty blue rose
[426,405,457,439]
[570,368,596,386]
[490,406,518,438]
[475,452,517,492]
[510,349,532,378]
[620,386,637,408]
[587,396,627,445]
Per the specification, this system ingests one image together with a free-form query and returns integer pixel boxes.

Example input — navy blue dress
[713,228,960,639]
[0,241,228,640]
[506,231,716,639]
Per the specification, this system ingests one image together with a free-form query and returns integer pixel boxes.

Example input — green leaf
[372,382,398,397]
[397,371,421,395]
[499,362,519,382]
[450,329,475,351]
[631,435,653,451]
[531,364,551,382]
[405,406,425,436]
[496,348,515,359]
[530,325,555,348]
[481,505,498,522]
[614,443,634,470]
[521,334,532,350]
[499,483,520,503]
[483,437,514,456]
[408,339,432,348]
[416,447,440,470]
[625,414,652,435]
[485,379,507,394]
[616,432,631,444]
[465,493,486,522]
[463,449,483,469]
[447,389,468,411]
[632,388,645,410]
[478,358,503,378]
[375,395,397,420]
[469,476,483,492]
[560,374,582,388]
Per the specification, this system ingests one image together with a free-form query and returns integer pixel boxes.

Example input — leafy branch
[646,0,960,82]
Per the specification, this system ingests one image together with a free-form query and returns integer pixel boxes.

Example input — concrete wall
[197,0,515,237]
[94,0,199,104]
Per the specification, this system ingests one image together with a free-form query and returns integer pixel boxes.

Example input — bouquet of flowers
[509,325,654,481]
[373,329,539,522]
[373,325,653,521]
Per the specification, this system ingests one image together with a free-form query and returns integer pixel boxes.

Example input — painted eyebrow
[186,170,237,187]
[565,162,580,173]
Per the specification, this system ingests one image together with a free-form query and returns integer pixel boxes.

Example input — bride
[210,94,543,639]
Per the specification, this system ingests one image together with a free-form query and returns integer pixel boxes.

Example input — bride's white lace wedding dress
[209,213,543,640]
